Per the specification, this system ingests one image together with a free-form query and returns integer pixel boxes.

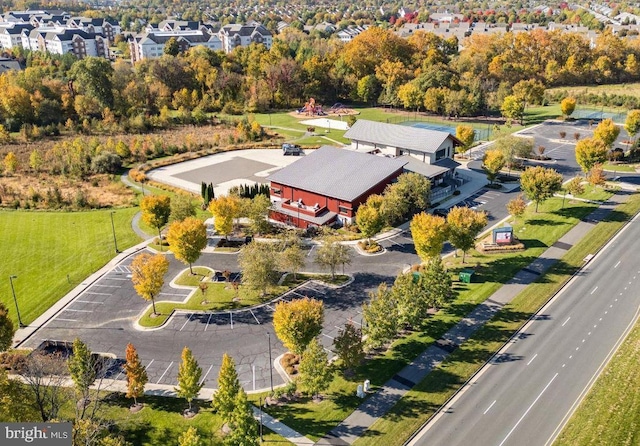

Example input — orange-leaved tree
[124,343,148,407]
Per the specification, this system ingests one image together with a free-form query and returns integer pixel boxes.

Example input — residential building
[129,30,222,62]
[21,27,109,58]
[336,25,368,42]
[218,23,272,53]
[0,22,33,49]
[67,17,121,43]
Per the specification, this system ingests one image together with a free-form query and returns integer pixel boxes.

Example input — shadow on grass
[551,205,600,219]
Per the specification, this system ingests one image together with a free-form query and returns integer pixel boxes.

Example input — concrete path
[253,406,315,445]
[121,173,153,240]
[316,192,629,445]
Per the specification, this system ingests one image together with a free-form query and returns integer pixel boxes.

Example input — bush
[282,353,299,368]
[91,152,122,174]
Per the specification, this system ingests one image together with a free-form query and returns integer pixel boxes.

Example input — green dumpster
[459,269,474,283]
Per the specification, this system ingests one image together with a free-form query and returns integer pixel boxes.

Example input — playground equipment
[298,98,326,116]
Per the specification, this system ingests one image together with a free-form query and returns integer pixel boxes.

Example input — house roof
[267,146,407,202]
[399,156,449,178]
[344,119,462,154]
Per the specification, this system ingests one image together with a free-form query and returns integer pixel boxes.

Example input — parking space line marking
[56,318,77,322]
[65,308,92,313]
[249,309,261,325]
[144,359,155,371]
[75,300,103,304]
[159,292,190,297]
[179,314,193,331]
[200,364,214,386]
[115,370,124,381]
[204,314,213,331]
[92,284,121,288]
[230,312,233,329]
[307,246,315,257]
[157,362,173,384]
[105,277,128,281]
[266,305,275,311]
[85,291,110,296]
[350,320,362,325]
[322,333,334,339]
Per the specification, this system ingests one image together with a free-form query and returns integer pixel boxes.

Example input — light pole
[266,331,273,392]
[9,275,25,328]
[110,211,119,254]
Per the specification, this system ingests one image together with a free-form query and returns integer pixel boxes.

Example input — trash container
[459,269,474,283]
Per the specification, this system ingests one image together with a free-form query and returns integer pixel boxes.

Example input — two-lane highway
[409,213,640,446]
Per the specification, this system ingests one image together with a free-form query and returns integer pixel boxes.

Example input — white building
[0,23,33,49]
[218,23,272,53]
[22,27,109,59]
[336,25,368,42]
[130,30,222,62]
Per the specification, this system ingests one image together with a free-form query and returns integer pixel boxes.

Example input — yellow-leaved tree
[166,217,207,274]
[140,195,171,247]
[482,149,506,184]
[456,124,475,157]
[273,297,324,355]
[593,118,620,148]
[446,206,488,263]
[410,212,448,262]
[131,253,169,316]
[209,195,240,239]
[575,137,609,173]
[560,97,576,118]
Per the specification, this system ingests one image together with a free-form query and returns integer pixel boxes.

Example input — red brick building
[267,146,407,229]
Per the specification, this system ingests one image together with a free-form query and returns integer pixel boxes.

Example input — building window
[338,206,350,215]
[436,148,447,160]
[271,188,281,196]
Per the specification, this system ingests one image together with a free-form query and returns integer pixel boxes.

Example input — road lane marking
[56,318,77,322]
[562,317,571,326]
[605,311,608,314]
[144,359,154,371]
[157,362,173,384]
[483,400,497,415]
[106,277,128,281]
[576,347,579,351]
[527,354,538,366]
[562,364,565,368]
[590,286,598,295]
[200,364,214,386]
[569,356,573,359]
[582,339,585,343]
[250,309,261,324]
[588,332,591,336]
[204,313,213,331]
[498,373,559,446]
[179,314,193,331]
[614,261,621,268]
[307,246,315,257]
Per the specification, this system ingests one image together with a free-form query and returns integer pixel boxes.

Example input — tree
[315,240,352,279]
[501,95,525,125]
[561,97,577,117]
[625,110,640,142]
[355,203,384,241]
[392,272,433,328]
[131,253,169,316]
[212,353,240,423]
[166,217,207,274]
[170,194,197,223]
[21,352,71,421]
[273,297,324,355]
[575,137,609,173]
[397,82,424,111]
[0,302,15,351]
[238,241,279,295]
[333,321,364,372]
[69,57,114,109]
[493,135,534,166]
[68,338,97,415]
[593,118,620,148]
[4,151,18,174]
[298,338,332,399]
[446,206,488,263]
[164,37,180,56]
[209,195,240,239]
[456,125,475,157]
[566,176,585,196]
[506,194,527,224]
[124,343,148,407]
[483,149,506,184]
[140,195,171,247]
[394,172,431,215]
[224,389,259,446]
[520,166,564,212]
[279,243,305,280]
[357,75,380,104]
[175,346,203,411]
[362,283,398,349]
[0,368,37,422]
[587,164,607,186]
[29,150,43,172]
[421,256,453,309]
[178,427,201,446]
[410,212,448,261]
[246,194,271,235]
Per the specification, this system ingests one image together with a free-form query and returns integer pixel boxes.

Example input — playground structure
[298,98,326,116]
[296,99,359,117]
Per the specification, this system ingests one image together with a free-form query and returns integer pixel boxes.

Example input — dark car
[433,208,450,218]
[282,143,302,156]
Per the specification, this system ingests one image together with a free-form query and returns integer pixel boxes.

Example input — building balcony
[280,199,328,217]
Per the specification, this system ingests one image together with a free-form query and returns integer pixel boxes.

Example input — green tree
[333,321,364,372]
[355,203,384,241]
[212,353,240,423]
[164,37,180,56]
[124,343,147,407]
[273,297,324,355]
[410,212,448,261]
[175,347,203,411]
[421,256,453,308]
[593,118,620,148]
[238,241,279,295]
[279,243,305,280]
[69,57,114,109]
[483,149,506,184]
[357,75,380,104]
[501,95,525,125]
[140,195,171,247]
[0,302,15,351]
[493,135,534,166]
[178,427,201,446]
[315,240,352,279]
[170,194,197,223]
[520,166,564,212]
[224,389,258,446]
[392,272,433,328]
[209,195,240,239]
[298,338,332,399]
[506,194,527,224]
[131,253,169,315]
[446,206,488,263]
[362,283,398,349]
[456,124,475,157]
[246,194,271,235]
[561,97,577,117]
[29,150,43,171]
[395,172,431,215]
[575,137,609,173]
[625,110,640,142]
[0,368,37,421]
[397,82,424,111]
[68,338,96,418]
[166,217,207,274]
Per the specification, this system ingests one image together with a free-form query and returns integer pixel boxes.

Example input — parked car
[282,143,302,156]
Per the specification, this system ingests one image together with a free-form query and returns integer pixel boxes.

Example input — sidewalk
[316,192,629,445]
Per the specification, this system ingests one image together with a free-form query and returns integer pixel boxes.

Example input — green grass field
[0,209,141,326]
[547,82,640,99]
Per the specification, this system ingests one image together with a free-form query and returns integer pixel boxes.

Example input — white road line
[230,312,233,329]
[157,362,173,384]
[179,314,193,331]
[92,284,121,288]
[322,333,334,339]
[85,291,110,296]
[588,332,591,336]
[200,364,214,386]
[483,400,497,415]
[56,318,77,322]
[498,373,558,446]
[249,309,260,324]
[64,308,92,313]
[204,313,213,331]
[307,246,315,257]
[350,320,362,326]
[144,359,155,371]
[590,286,598,295]
[75,300,103,304]
[562,317,571,327]
[115,370,124,380]
[614,261,621,268]
[527,354,538,366]
[106,277,128,281]
[266,305,275,311]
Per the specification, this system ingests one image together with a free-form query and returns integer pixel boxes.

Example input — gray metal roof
[344,119,461,154]
[267,146,407,202]
[399,156,449,178]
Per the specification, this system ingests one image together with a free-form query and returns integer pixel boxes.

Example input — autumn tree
[314,240,352,279]
[273,297,324,355]
[209,195,240,239]
[131,253,169,316]
[587,164,607,186]
[246,194,271,235]
[170,194,197,223]
[501,95,525,125]
[520,166,563,212]
[279,242,305,280]
[493,135,534,167]
[212,353,240,423]
[0,302,15,351]
[140,195,171,247]
[21,351,71,421]
[625,110,640,142]
[506,194,527,224]
[593,118,620,148]
[4,151,18,174]
[566,176,585,196]
[397,82,423,111]
[28,150,42,172]
[394,172,431,215]
[68,338,97,417]
[238,241,278,295]
[0,368,37,422]
[164,37,180,56]
[178,427,201,446]
[69,57,114,109]
[298,338,332,399]
[410,212,448,261]
[561,97,577,118]
[446,206,488,262]
[166,217,207,274]
[362,283,398,349]
[356,203,384,241]
[124,343,148,407]
[175,346,203,412]
[333,321,364,372]
[456,124,475,157]
[483,149,506,184]
[224,389,259,446]
[575,137,609,173]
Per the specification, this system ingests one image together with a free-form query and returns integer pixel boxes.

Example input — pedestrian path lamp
[110,211,119,254]
[9,275,25,328]
[267,331,273,392]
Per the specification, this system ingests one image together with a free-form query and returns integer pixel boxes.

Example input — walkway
[121,172,153,240]
[316,192,629,445]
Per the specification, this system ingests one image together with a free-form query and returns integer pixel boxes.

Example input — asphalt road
[408,212,640,446]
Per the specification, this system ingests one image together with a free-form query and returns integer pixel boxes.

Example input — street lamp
[9,275,25,328]
[266,331,273,392]
[110,211,119,254]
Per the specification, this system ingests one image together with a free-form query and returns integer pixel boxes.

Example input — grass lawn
[0,209,141,327]
[353,192,640,446]
[562,183,616,202]
[251,197,596,441]
[547,82,640,99]
[603,161,637,172]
